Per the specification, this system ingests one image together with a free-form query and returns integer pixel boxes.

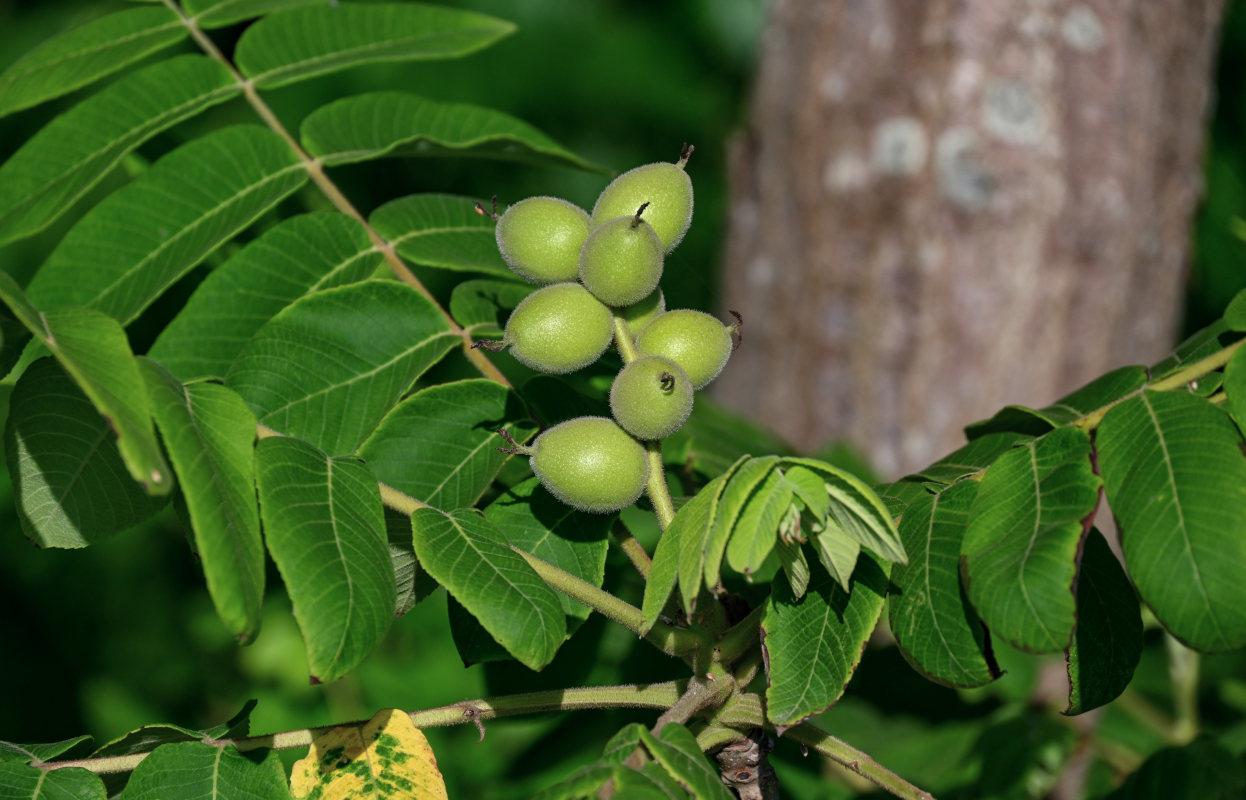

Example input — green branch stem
[41,682,686,777]
[612,519,652,579]
[164,0,512,389]
[716,605,765,665]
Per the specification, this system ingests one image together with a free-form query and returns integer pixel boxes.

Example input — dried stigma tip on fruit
[609,355,694,440]
[635,309,733,390]
[579,207,664,307]
[529,416,649,513]
[495,196,591,285]
[591,156,694,254]
[504,283,613,374]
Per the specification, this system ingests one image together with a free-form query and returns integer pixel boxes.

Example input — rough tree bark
[714,0,1225,478]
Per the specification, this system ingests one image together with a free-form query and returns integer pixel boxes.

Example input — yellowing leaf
[290,708,447,800]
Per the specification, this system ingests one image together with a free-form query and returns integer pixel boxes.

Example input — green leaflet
[0,763,106,799]
[118,743,289,800]
[184,0,326,28]
[357,379,536,511]
[26,126,308,326]
[1098,390,1246,653]
[810,517,860,594]
[724,468,792,578]
[964,366,1148,440]
[302,91,601,172]
[255,437,395,683]
[149,212,382,381]
[0,55,240,246]
[234,3,515,88]
[0,7,186,119]
[89,701,254,761]
[449,278,532,337]
[0,273,170,495]
[370,194,511,277]
[1222,344,1246,431]
[1225,287,1246,331]
[701,456,779,591]
[0,736,93,764]
[636,725,733,800]
[889,482,999,688]
[140,360,263,644]
[5,359,164,547]
[1064,529,1142,715]
[1151,320,1230,380]
[913,431,1031,484]
[763,554,890,731]
[961,426,1100,653]
[411,508,564,670]
[1100,739,1245,799]
[781,457,907,565]
[227,281,458,456]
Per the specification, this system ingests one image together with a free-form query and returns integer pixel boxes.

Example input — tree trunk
[715,0,1224,479]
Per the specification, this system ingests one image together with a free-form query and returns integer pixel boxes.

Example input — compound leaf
[1098,390,1246,653]
[235,3,514,88]
[0,55,240,245]
[140,359,263,643]
[5,359,164,547]
[0,7,185,119]
[150,212,382,381]
[25,126,307,326]
[302,91,600,172]
[255,437,394,683]
[357,379,535,510]
[228,281,458,456]
[961,426,1100,653]
[119,742,288,800]
[763,554,890,731]
[370,194,510,277]
[290,709,445,800]
[410,508,564,670]
[889,481,999,688]
[1064,528,1142,715]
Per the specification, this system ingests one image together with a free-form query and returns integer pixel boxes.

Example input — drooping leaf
[369,194,510,277]
[0,7,186,119]
[150,212,382,380]
[0,763,105,800]
[255,437,394,683]
[234,3,515,88]
[637,724,733,800]
[961,426,1100,653]
[1097,390,1246,653]
[1064,528,1142,715]
[357,379,535,510]
[762,554,890,731]
[0,274,170,494]
[410,508,564,670]
[302,91,601,172]
[701,457,779,591]
[889,482,1000,688]
[810,517,860,593]
[0,56,240,246]
[965,366,1148,440]
[289,708,446,800]
[5,359,164,547]
[140,360,263,643]
[228,281,458,456]
[725,468,793,578]
[25,126,307,326]
[0,737,93,765]
[781,457,907,564]
[449,278,531,337]
[184,0,326,28]
[914,432,1030,484]
[484,477,611,624]
[119,742,289,800]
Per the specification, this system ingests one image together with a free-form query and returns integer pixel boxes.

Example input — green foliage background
[1,1,1245,797]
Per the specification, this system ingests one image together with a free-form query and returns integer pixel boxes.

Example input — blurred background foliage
[0,0,1244,797]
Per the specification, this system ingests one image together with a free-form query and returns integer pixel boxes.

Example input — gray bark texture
[714,0,1225,478]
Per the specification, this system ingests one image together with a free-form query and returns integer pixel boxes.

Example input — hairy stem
[42,682,686,776]
[1167,633,1201,744]
[786,723,936,800]
[646,441,677,530]
[164,0,511,388]
[716,605,765,665]
[612,519,652,579]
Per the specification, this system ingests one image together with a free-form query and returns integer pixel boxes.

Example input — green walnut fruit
[530,416,649,513]
[579,208,664,307]
[616,288,665,342]
[591,153,693,253]
[635,309,733,389]
[495,196,590,284]
[503,283,612,373]
[610,355,694,440]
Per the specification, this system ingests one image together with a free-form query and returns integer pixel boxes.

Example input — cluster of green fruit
[478,147,738,514]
